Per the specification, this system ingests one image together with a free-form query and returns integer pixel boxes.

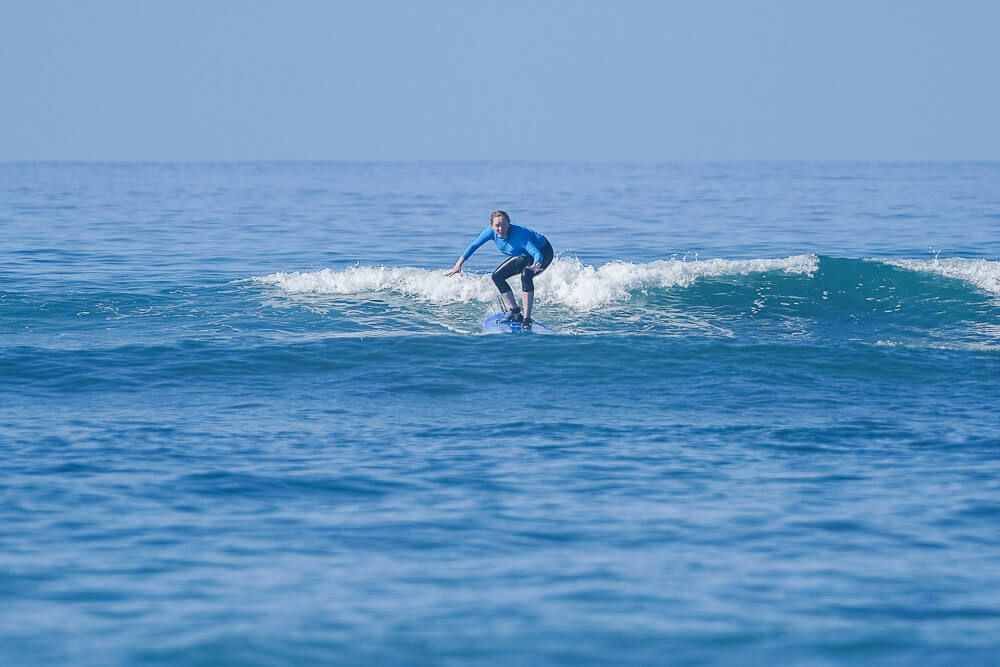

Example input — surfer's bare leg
[502,291,519,313]
[521,290,534,321]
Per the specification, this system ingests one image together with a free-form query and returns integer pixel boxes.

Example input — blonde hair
[490,210,510,224]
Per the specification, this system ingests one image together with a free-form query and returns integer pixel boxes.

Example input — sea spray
[254,254,820,311]
[874,257,1000,296]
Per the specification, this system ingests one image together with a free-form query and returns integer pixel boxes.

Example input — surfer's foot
[502,311,523,323]
[522,318,533,329]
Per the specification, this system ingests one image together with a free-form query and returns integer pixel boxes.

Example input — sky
[1,0,998,161]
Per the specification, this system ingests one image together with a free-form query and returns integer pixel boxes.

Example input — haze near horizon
[2,0,998,161]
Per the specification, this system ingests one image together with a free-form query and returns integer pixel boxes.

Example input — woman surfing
[445,210,554,328]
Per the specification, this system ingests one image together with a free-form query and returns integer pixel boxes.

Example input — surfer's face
[491,217,510,238]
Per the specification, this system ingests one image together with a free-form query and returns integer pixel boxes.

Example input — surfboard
[483,313,554,335]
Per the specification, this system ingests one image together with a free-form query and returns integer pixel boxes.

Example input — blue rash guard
[461,224,549,264]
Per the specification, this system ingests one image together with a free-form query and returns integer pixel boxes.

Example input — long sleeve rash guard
[461,224,549,264]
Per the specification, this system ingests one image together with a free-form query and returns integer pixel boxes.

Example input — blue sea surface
[2,162,1000,666]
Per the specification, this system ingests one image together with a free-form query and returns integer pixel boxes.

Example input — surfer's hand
[528,263,543,273]
[445,262,463,277]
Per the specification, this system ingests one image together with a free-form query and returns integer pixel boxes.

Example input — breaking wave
[253,254,819,311]
[873,257,1000,296]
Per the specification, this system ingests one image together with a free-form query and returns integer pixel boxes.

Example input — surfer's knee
[520,270,535,292]
[492,271,513,293]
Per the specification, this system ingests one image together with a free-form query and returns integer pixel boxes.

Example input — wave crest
[542,254,818,309]
[874,257,1000,296]
[253,254,819,311]
[253,265,495,302]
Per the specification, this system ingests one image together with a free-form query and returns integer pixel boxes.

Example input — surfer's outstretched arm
[446,226,493,276]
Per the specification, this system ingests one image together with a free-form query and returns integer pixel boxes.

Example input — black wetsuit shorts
[491,241,555,294]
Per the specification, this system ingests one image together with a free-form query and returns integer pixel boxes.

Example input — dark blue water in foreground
[2,162,1000,666]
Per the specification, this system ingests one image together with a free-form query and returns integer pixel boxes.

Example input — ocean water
[2,162,999,666]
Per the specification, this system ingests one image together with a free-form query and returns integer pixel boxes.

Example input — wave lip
[253,254,819,311]
[873,257,1000,296]
[542,254,818,310]
[253,265,497,302]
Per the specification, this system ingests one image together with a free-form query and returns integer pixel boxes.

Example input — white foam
[541,254,817,310]
[253,254,819,311]
[253,266,497,302]
[876,339,1000,353]
[875,257,1000,296]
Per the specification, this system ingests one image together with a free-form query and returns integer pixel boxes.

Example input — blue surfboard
[483,313,554,335]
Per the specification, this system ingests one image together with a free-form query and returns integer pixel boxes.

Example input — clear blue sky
[2,0,998,160]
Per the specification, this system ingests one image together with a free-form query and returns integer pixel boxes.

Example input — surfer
[446,210,554,328]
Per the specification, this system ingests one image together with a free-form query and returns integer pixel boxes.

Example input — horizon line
[3,158,1000,165]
